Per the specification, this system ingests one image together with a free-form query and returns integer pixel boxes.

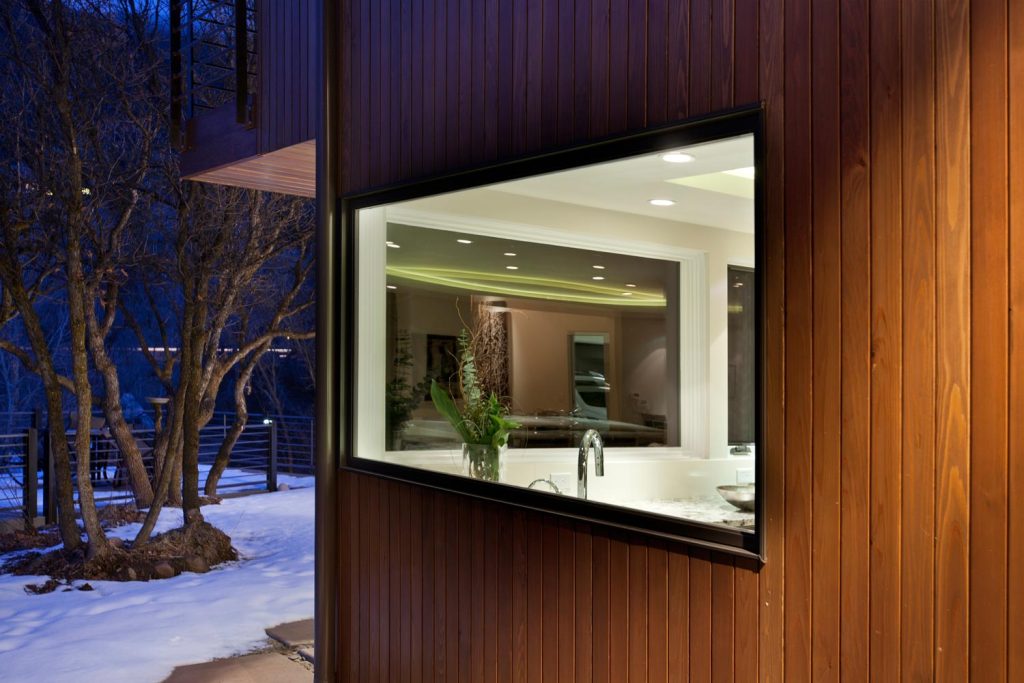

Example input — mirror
[378,229,680,452]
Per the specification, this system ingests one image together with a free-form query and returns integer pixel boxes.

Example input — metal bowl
[716,484,756,512]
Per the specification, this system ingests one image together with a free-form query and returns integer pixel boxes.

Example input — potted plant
[430,330,518,481]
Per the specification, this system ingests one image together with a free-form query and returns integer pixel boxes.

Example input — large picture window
[343,108,764,557]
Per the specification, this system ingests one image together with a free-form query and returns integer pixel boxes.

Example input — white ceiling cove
[492,134,755,233]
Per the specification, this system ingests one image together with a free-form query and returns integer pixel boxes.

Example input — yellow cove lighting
[385,266,666,307]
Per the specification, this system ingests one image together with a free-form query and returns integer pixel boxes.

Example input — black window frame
[728,264,758,446]
[337,104,767,560]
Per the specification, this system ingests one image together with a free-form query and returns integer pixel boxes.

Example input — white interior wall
[505,299,620,418]
[619,314,668,423]
[356,207,387,457]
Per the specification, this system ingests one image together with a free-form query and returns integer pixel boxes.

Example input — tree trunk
[181,355,203,524]
[133,454,174,546]
[177,285,208,525]
[70,404,107,558]
[100,399,155,507]
[133,420,178,545]
[168,446,183,506]
[88,325,155,507]
[166,386,186,506]
[0,260,81,550]
[42,384,81,552]
[46,2,107,559]
[133,393,189,545]
[151,412,168,484]
[66,248,108,558]
[204,418,244,497]
[203,348,262,495]
[151,396,180,485]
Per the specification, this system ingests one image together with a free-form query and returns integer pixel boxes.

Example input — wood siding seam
[1007,2,1024,680]
[810,0,842,677]
[868,0,904,677]
[758,0,786,679]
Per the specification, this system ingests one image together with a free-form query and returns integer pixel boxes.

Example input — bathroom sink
[716,484,755,511]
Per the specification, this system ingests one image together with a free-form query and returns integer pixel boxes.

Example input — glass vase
[462,443,505,482]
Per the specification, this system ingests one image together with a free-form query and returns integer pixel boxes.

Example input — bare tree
[126,183,315,540]
[204,238,315,494]
[0,11,82,551]
[0,203,82,551]
[1,1,315,562]
[0,0,169,557]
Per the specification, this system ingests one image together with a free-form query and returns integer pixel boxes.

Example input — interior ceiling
[382,134,753,306]
[492,133,755,233]
[385,223,674,309]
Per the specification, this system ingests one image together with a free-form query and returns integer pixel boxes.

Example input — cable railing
[171,0,257,146]
[0,432,36,522]
[0,418,302,529]
[211,412,314,475]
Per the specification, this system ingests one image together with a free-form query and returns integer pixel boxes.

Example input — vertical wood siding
[334,0,1024,679]
[256,0,318,153]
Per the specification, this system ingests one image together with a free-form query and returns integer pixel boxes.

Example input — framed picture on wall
[425,334,460,399]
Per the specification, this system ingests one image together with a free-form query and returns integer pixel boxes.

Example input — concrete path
[160,620,314,682]
[265,619,313,649]
[161,651,311,683]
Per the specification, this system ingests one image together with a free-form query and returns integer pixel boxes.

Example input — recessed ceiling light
[621,292,633,296]
[592,276,605,281]
[592,265,605,270]
[386,285,397,290]
[457,239,473,244]
[649,198,675,207]
[625,283,637,288]
[661,152,695,164]
[723,166,756,179]
[506,265,519,270]
[504,252,517,257]
[386,241,400,248]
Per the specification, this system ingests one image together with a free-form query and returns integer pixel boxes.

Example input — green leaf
[487,409,520,448]
[430,379,474,443]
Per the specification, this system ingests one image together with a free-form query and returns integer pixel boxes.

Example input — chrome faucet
[577,429,605,500]
[527,478,562,494]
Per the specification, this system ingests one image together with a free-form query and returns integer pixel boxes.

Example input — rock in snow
[183,555,209,574]
[153,561,176,580]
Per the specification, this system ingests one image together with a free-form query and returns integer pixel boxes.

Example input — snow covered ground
[0,477,315,683]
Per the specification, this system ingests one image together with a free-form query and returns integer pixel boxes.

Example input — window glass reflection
[355,132,758,533]
[384,233,678,451]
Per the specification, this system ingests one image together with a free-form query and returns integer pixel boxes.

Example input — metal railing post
[267,421,278,492]
[24,427,39,525]
[233,0,248,123]
[42,428,56,525]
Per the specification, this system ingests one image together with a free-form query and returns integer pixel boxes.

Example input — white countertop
[624,495,755,528]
